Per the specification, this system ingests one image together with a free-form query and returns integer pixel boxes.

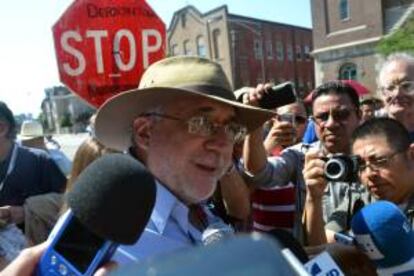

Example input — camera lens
[324,159,346,181]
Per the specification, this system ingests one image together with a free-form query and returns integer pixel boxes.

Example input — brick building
[167,5,314,97]
[311,0,414,96]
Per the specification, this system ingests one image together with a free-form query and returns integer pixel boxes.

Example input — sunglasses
[312,108,355,126]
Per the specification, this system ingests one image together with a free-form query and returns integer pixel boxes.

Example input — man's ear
[132,117,153,151]
[408,143,414,161]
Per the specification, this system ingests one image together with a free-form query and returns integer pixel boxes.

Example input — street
[53,133,90,160]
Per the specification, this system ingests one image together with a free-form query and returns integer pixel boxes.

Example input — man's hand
[0,206,24,225]
[263,118,296,152]
[242,83,273,107]
[0,242,117,276]
[0,242,47,276]
[303,149,327,200]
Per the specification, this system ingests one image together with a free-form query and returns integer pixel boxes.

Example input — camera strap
[0,143,18,193]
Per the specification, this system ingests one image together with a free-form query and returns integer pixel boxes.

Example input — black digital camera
[323,154,360,182]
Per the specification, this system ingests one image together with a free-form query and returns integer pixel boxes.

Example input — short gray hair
[378,52,414,86]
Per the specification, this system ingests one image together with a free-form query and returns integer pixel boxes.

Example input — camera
[323,154,360,182]
[234,81,297,110]
[278,113,296,126]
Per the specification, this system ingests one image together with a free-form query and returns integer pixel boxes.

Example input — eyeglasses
[311,108,355,126]
[381,81,414,97]
[141,113,248,144]
[294,115,307,125]
[357,150,404,173]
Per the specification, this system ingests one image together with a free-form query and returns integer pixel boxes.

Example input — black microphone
[37,153,156,275]
[266,228,309,264]
[111,233,309,275]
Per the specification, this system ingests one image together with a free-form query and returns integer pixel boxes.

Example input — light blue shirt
[113,181,210,264]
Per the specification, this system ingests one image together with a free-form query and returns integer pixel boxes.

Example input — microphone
[266,228,309,264]
[111,233,309,275]
[351,200,414,272]
[37,153,156,275]
[201,221,234,245]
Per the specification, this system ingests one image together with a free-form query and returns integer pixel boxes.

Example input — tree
[376,16,414,56]
[60,113,73,128]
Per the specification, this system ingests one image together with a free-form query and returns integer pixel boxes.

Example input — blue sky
[0,0,311,116]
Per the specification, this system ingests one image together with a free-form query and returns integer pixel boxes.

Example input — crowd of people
[1,51,414,275]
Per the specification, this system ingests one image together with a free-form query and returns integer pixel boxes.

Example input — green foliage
[376,16,414,56]
[75,111,93,124]
[60,113,73,128]
[37,112,48,130]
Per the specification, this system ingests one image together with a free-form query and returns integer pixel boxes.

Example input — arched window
[171,44,179,56]
[212,29,221,59]
[276,41,284,61]
[183,40,192,56]
[339,63,357,80]
[196,36,206,57]
[339,0,349,20]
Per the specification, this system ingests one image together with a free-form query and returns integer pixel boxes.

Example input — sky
[0,0,311,116]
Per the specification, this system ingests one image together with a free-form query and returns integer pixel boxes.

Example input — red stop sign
[53,0,165,107]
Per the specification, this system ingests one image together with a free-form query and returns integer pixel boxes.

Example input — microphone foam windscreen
[351,200,414,268]
[267,228,309,264]
[67,153,156,245]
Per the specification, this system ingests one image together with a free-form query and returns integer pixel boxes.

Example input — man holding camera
[243,81,361,243]
[305,117,414,245]
[251,101,308,232]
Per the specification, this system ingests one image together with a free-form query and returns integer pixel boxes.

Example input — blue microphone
[351,200,414,271]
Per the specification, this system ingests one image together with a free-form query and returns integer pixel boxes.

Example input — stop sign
[53,0,166,107]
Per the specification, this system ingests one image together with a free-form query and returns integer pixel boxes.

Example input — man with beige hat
[18,120,72,176]
[94,56,274,262]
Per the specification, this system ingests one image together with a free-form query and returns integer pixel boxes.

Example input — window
[304,45,311,60]
[339,0,349,20]
[212,29,221,59]
[339,63,357,80]
[183,40,192,56]
[276,41,284,61]
[296,45,302,60]
[196,36,206,57]
[181,14,187,28]
[171,44,179,56]
[254,38,263,59]
[287,44,293,61]
[266,40,273,59]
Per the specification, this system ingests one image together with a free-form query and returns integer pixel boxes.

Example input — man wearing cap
[19,120,72,176]
[0,102,66,225]
[94,56,273,262]
[305,117,414,245]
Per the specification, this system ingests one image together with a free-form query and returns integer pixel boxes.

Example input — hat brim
[18,135,44,141]
[95,87,275,151]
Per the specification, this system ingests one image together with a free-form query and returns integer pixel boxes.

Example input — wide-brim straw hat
[95,56,275,151]
[18,120,44,141]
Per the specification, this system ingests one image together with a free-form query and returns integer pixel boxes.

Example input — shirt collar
[151,181,191,235]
